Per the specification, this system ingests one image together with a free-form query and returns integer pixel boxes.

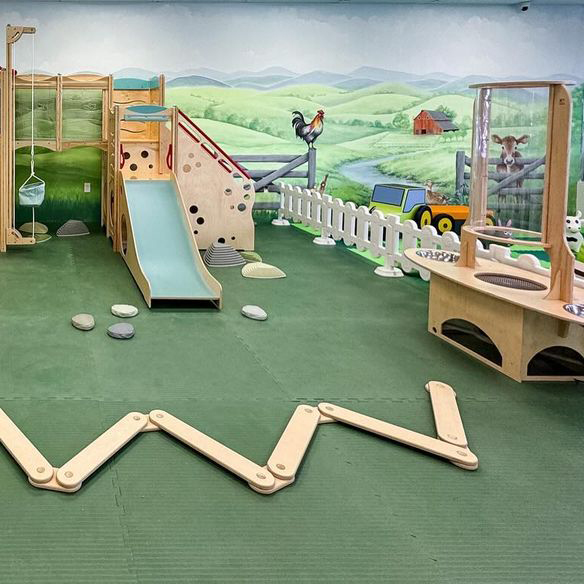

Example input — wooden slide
[118,172,222,308]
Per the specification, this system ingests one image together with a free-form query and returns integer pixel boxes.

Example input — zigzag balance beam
[0,382,478,494]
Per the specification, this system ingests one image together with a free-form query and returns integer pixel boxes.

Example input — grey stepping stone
[111,304,139,318]
[71,313,95,331]
[56,220,89,237]
[204,243,245,267]
[241,305,268,321]
[107,323,135,339]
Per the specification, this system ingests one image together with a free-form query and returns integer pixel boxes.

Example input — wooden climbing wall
[174,112,255,251]
[121,142,163,180]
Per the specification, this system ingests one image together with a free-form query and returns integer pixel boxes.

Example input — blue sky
[1,2,583,78]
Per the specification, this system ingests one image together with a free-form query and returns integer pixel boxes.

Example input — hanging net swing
[17,34,49,242]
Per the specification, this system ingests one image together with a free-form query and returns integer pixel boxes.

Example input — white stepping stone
[241,305,268,321]
[111,304,139,318]
[107,323,135,339]
[71,313,95,331]
[241,262,286,279]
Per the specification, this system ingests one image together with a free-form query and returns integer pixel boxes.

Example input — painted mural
[4,2,583,224]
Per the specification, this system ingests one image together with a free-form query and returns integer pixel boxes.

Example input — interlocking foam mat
[0,225,582,583]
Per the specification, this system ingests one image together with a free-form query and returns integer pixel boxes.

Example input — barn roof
[417,110,459,131]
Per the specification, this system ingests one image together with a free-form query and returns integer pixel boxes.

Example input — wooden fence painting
[455,151,545,231]
[233,150,316,211]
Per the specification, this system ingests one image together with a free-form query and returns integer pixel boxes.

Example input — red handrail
[177,109,251,180]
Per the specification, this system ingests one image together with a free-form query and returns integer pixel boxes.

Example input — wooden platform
[405,249,584,382]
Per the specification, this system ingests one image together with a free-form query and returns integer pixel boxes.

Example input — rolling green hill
[326,93,421,116]
[16,79,580,224]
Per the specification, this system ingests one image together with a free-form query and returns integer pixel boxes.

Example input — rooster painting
[291,109,325,148]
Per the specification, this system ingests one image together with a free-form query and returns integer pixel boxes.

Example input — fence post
[455,150,466,195]
[307,148,317,189]
[272,183,290,226]
[313,193,336,246]
[374,214,404,278]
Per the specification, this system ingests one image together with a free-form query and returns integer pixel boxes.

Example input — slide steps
[0,382,477,494]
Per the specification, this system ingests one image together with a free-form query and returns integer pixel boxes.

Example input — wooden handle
[317,403,478,470]
[57,412,148,489]
[267,405,320,480]
[149,410,275,490]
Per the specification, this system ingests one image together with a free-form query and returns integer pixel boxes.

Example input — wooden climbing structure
[1,24,256,259]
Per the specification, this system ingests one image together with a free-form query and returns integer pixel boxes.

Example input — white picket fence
[275,182,584,288]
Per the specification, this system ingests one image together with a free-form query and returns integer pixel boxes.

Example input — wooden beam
[246,170,308,179]
[56,74,62,151]
[149,410,276,491]
[0,408,54,484]
[254,153,309,191]
[487,157,546,196]
[232,154,303,163]
[56,412,149,490]
[267,405,321,480]
[425,381,468,447]
[317,402,478,469]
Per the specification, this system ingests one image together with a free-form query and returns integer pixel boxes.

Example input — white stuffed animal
[565,211,584,254]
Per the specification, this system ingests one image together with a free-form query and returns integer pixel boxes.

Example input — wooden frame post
[1,25,36,252]
[544,84,574,302]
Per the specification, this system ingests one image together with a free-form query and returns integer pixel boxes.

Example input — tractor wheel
[414,206,432,229]
[433,214,455,235]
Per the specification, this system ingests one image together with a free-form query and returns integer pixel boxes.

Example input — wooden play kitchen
[406,81,584,382]
[0,381,477,494]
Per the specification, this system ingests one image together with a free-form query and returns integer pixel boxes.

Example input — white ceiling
[1,0,583,5]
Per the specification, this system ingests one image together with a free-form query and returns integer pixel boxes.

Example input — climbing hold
[107,323,135,339]
[111,304,139,318]
[71,314,95,331]
[241,305,268,321]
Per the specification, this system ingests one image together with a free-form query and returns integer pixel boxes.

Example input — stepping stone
[204,243,245,267]
[107,323,135,340]
[241,262,286,279]
[241,251,262,263]
[111,304,139,318]
[241,305,268,321]
[71,313,95,331]
[19,222,48,235]
[57,220,89,237]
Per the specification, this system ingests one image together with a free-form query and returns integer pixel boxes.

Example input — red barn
[413,110,459,135]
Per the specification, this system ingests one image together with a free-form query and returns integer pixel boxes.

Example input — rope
[31,33,35,239]
[17,34,45,239]
[30,33,34,176]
